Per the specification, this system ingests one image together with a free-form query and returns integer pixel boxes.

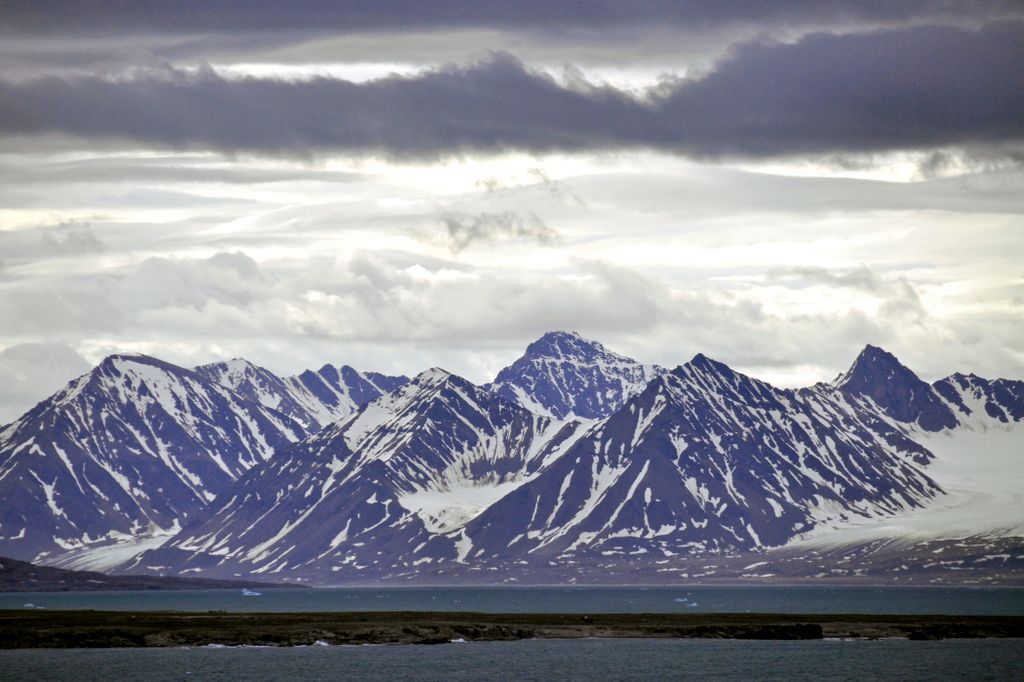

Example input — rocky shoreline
[2,611,1022,648]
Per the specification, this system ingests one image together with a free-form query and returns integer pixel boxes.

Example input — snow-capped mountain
[3,334,1021,584]
[129,343,1024,583]
[933,372,1024,427]
[460,353,941,562]
[780,364,1024,583]
[128,368,583,578]
[0,354,307,563]
[830,345,1024,434]
[196,359,407,431]
[488,331,666,420]
[834,345,959,431]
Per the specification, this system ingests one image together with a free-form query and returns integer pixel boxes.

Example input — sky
[1,1,1022,422]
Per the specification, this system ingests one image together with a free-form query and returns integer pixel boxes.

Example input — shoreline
[2,611,1022,648]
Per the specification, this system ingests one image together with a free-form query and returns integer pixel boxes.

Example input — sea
[3,586,1023,681]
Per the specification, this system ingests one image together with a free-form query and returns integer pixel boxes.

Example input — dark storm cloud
[0,23,1021,159]
[2,1,1019,34]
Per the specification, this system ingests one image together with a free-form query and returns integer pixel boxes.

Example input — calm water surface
[3,585,1022,614]
[3,639,1023,681]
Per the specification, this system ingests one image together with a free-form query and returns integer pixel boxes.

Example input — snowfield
[792,422,1023,546]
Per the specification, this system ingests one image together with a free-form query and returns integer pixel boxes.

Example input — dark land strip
[0,555,299,592]
[2,611,1023,647]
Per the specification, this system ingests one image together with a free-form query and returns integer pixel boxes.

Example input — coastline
[2,610,1022,648]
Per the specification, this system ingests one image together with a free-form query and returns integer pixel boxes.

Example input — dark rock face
[489,331,665,419]
[835,345,958,431]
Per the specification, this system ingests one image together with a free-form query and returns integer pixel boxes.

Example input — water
[2,639,1022,681]
[3,585,1022,615]
[4,587,1021,679]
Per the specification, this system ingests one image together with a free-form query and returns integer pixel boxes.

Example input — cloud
[782,265,895,292]
[772,265,928,322]
[0,155,362,186]
[426,210,560,252]
[477,168,585,207]
[2,1,1018,35]
[1,244,1020,418]
[0,220,104,270]
[1,23,1021,160]
[526,168,586,207]
[0,343,92,423]
[7,3,1015,87]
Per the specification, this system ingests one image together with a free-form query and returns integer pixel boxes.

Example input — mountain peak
[413,367,453,383]
[523,330,603,360]
[835,344,957,431]
[686,352,732,373]
[197,357,264,377]
[855,343,896,364]
[99,351,161,365]
[491,332,665,420]
[541,330,583,340]
[96,352,189,377]
[679,353,754,388]
[396,366,466,397]
[835,344,914,390]
[221,357,258,369]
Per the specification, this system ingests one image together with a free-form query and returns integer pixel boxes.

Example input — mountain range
[0,332,1021,584]
[0,355,405,566]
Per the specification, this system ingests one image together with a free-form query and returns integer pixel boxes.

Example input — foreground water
[5,588,1022,679]
[3,585,1023,615]
[2,638,1022,681]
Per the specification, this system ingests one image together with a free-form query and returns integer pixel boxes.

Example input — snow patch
[794,425,1024,545]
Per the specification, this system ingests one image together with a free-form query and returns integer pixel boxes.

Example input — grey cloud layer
[3,1,1017,34]
[2,23,1022,159]
[0,343,91,423]
[773,266,928,321]
[3,246,1016,397]
[0,221,104,268]
[0,156,362,186]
